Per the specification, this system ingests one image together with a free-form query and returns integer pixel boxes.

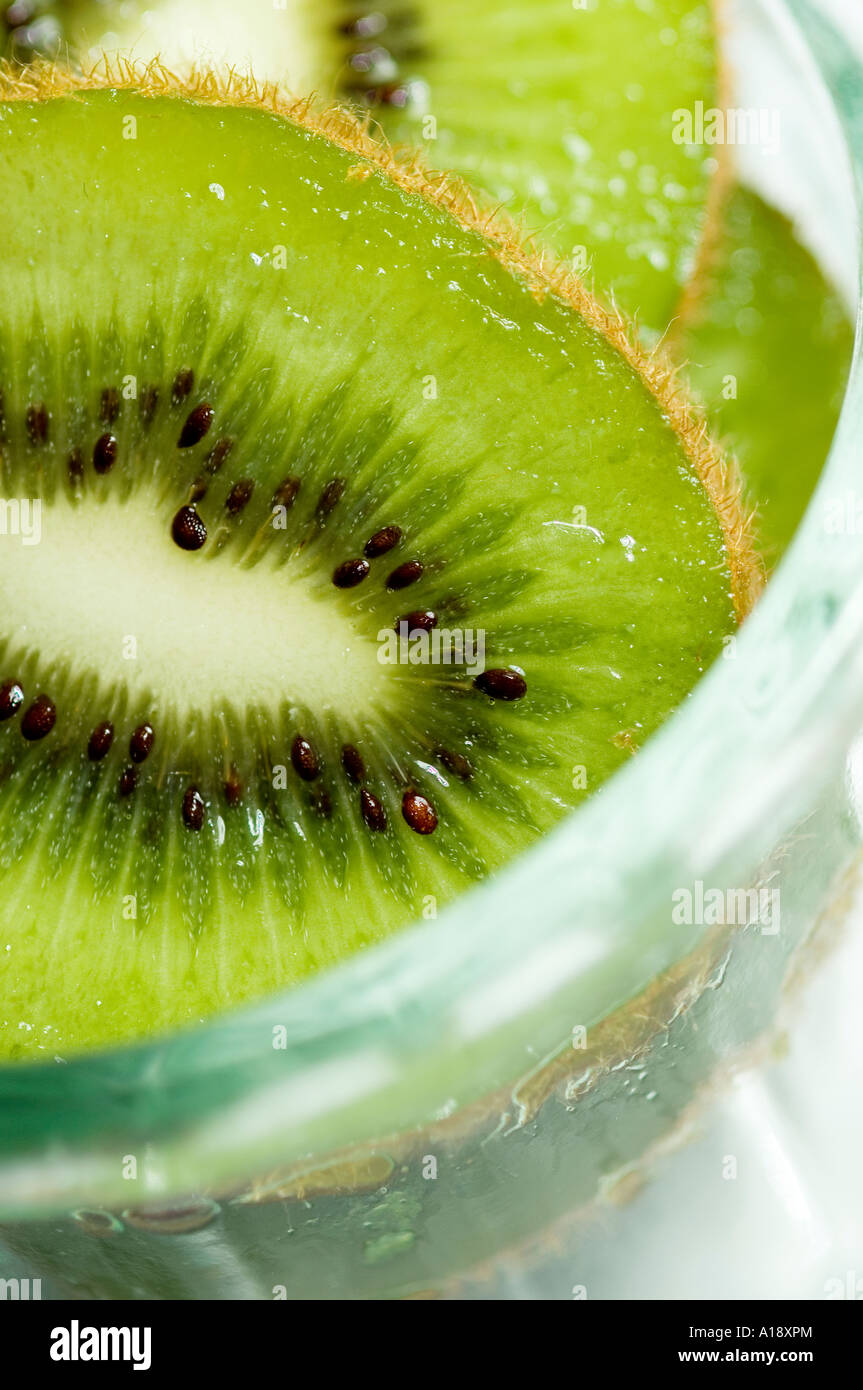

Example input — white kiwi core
[0,494,384,718]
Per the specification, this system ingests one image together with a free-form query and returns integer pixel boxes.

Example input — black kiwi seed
[364,525,401,559]
[338,13,388,38]
[402,789,437,835]
[386,560,424,591]
[359,83,411,109]
[344,79,405,107]
[182,787,206,831]
[333,557,370,589]
[225,479,255,515]
[360,788,387,832]
[129,723,155,764]
[139,385,160,429]
[204,437,234,475]
[395,609,437,634]
[25,402,49,446]
[311,789,333,820]
[273,475,301,509]
[171,368,195,406]
[474,668,528,701]
[8,1,47,29]
[67,449,84,488]
[0,680,24,722]
[341,744,365,784]
[316,477,346,522]
[100,387,120,424]
[118,766,138,797]
[291,735,320,781]
[87,721,114,761]
[349,50,389,75]
[93,432,118,475]
[436,747,474,781]
[189,475,208,503]
[224,767,243,807]
[5,3,34,28]
[172,505,207,551]
[21,694,56,741]
[388,84,414,107]
[178,403,214,449]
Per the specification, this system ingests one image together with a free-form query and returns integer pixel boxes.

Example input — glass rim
[1,0,861,1213]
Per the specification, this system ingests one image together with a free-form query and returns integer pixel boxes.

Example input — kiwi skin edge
[669,0,734,335]
[0,55,763,622]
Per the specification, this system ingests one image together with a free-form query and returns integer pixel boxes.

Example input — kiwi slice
[62,0,720,337]
[675,186,854,563]
[0,68,755,1058]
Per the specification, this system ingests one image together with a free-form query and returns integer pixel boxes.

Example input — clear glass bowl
[1,0,861,1299]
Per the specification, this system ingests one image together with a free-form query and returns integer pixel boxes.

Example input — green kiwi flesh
[63,0,720,338]
[677,186,854,563]
[0,77,745,1059]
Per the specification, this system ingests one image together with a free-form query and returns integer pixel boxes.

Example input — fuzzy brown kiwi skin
[0,55,762,622]
[666,0,735,344]
[652,0,761,579]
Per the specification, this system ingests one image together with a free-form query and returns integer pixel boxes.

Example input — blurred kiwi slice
[61,0,720,337]
[675,185,853,564]
[0,70,756,1058]
[60,4,853,562]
